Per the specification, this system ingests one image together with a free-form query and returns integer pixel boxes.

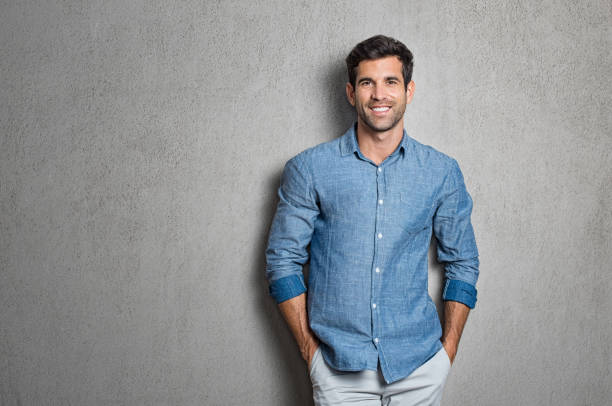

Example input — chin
[365,119,400,133]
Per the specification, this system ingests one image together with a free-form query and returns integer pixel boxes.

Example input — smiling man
[265,35,480,405]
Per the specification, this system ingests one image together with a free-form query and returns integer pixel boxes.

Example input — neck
[356,120,404,166]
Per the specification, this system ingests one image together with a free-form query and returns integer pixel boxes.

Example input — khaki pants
[309,347,451,406]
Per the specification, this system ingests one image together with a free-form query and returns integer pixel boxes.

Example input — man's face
[346,56,414,133]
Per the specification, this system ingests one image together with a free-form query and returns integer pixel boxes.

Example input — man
[265,35,479,405]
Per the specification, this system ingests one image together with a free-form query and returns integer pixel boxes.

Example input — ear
[346,82,356,106]
[405,80,415,104]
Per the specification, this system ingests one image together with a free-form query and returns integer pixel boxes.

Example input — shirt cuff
[442,279,477,309]
[269,274,307,304]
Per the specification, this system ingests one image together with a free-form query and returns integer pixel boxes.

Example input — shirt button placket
[372,165,384,348]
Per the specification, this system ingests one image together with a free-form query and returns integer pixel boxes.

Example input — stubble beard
[358,103,406,133]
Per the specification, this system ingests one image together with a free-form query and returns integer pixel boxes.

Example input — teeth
[372,107,390,112]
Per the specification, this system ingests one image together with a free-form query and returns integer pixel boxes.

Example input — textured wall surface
[1,1,611,405]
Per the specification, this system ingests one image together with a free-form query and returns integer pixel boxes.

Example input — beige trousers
[309,346,451,406]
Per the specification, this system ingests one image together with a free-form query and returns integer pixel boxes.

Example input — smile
[370,106,391,114]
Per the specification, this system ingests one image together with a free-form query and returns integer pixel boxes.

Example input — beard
[357,102,406,133]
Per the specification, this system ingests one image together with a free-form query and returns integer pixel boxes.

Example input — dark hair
[346,35,414,90]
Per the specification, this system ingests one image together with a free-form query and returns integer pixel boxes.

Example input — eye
[360,80,372,86]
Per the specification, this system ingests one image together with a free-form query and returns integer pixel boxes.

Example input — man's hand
[306,341,320,370]
[441,300,471,366]
[278,293,320,370]
[441,339,458,365]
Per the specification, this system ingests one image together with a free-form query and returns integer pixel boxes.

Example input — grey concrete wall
[1,1,610,405]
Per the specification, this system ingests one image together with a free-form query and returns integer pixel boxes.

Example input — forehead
[355,56,403,80]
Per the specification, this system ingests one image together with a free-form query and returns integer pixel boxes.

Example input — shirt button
[375,267,380,273]
[378,199,383,205]
[372,303,377,309]
[377,167,382,173]
[374,337,379,344]
[377,233,383,239]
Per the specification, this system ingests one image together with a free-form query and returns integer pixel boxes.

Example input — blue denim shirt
[265,124,479,384]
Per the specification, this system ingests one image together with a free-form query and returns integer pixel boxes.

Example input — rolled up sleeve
[433,159,480,309]
[265,154,319,303]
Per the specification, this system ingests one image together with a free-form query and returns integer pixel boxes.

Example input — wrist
[441,336,458,347]
[300,338,319,361]
[441,341,456,364]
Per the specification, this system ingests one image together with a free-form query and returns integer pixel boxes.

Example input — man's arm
[441,300,470,364]
[278,293,319,368]
[266,154,317,303]
[266,154,320,366]
[433,159,480,364]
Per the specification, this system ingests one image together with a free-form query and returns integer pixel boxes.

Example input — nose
[371,83,386,101]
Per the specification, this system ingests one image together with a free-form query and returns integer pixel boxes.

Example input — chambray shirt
[265,124,479,384]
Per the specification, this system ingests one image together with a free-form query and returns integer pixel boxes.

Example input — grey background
[1,1,610,405]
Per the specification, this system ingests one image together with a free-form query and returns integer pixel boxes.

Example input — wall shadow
[252,170,314,405]
[428,236,446,323]
[251,57,354,405]
[320,59,355,140]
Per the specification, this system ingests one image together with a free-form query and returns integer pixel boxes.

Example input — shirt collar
[339,122,411,158]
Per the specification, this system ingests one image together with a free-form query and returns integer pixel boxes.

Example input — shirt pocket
[399,191,434,233]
